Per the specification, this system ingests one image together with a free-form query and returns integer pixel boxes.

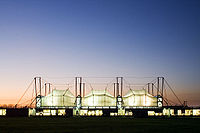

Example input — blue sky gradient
[0,0,199,105]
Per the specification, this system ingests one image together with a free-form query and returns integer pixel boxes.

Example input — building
[2,76,197,117]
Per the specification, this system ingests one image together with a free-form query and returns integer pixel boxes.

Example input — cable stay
[164,79,183,106]
[15,79,34,107]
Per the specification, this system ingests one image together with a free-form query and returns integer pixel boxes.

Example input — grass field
[0,117,200,133]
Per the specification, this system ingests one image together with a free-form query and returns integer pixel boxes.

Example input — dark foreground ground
[0,117,200,133]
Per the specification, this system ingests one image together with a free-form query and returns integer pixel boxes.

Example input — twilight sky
[0,0,200,106]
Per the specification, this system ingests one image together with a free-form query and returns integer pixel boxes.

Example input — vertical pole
[80,77,82,97]
[148,83,150,94]
[48,83,51,94]
[75,77,77,97]
[145,85,146,106]
[45,83,46,96]
[157,77,159,96]
[35,77,38,109]
[63,93,64,106]
[39,77,41,96]
[34,77,37,97]
[121,77,123,96]
[116,77,119,96]
[52,85,53,106]
[152,83,154,96]
[114,83,116,97]
[117,83,119,96]
[83,83,85,97]
[49,83,51,94]
[162,77,164,97]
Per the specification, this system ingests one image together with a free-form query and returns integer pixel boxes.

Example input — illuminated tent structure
[123,89,157,107]
[40,89,157,107]
[82,90,116,106]
[41,89,75,107]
